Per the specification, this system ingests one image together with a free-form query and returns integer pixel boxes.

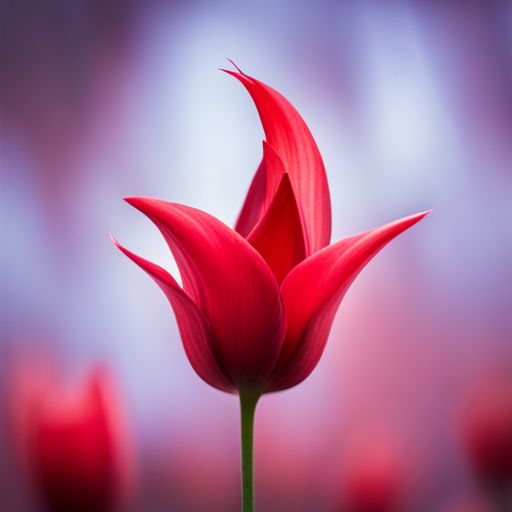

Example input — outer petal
[111,236,234,393]
[268,210,431,392]
[235,141,287,238]
[247,173,306,286]
[224,69,331,256]
[123,198,285,390]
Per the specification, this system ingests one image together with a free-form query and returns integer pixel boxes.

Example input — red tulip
[18,365,133,512]
[112,66,430,396]
[111,64,429,512]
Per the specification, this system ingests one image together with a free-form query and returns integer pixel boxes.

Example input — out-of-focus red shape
[462,372,512,485]
[342,447,403,512]
[33,372,114,512]
[11,360,134,512]
[112,65,430,395]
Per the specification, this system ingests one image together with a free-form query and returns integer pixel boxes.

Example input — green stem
[239,389,260,512]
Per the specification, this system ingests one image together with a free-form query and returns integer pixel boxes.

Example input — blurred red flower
[11,363,134,512]
[113,66,430,395]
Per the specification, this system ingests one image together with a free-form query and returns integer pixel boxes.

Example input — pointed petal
[123,198,285,390]
[224,69,332,256]
[247,173,306,286]
[111,235,235,393]
[235,141,287,238]
[268,210,431,392]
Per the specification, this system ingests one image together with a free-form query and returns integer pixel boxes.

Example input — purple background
[1,1,511,511]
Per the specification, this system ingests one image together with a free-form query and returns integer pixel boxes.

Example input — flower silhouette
[112,66,429,396]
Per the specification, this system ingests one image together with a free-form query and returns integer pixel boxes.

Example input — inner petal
[247,173,306,286]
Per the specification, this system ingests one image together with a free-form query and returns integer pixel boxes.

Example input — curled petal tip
[110,233,135,257]
[123,196,167,220]
[109,233,137,261]
[109,233,122,249]
[225,59,243,73]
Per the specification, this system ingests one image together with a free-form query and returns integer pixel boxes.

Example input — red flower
[112,67,430,395]
[18,365,133,512]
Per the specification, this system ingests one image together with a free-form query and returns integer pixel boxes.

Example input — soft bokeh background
[1,1,511,511]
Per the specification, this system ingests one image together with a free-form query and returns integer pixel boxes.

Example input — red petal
[234,154,266,238]
[268,210,431,391]
[111,235,234,393]
[247,173,306,286]
[122,198,285,390]
[235,141,288,238]
[224,70,331,256]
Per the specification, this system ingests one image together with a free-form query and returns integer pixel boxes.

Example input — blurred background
[1,0,511,511]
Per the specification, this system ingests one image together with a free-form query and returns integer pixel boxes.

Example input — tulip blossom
[112,64,429,511]
[12,363,133,512]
